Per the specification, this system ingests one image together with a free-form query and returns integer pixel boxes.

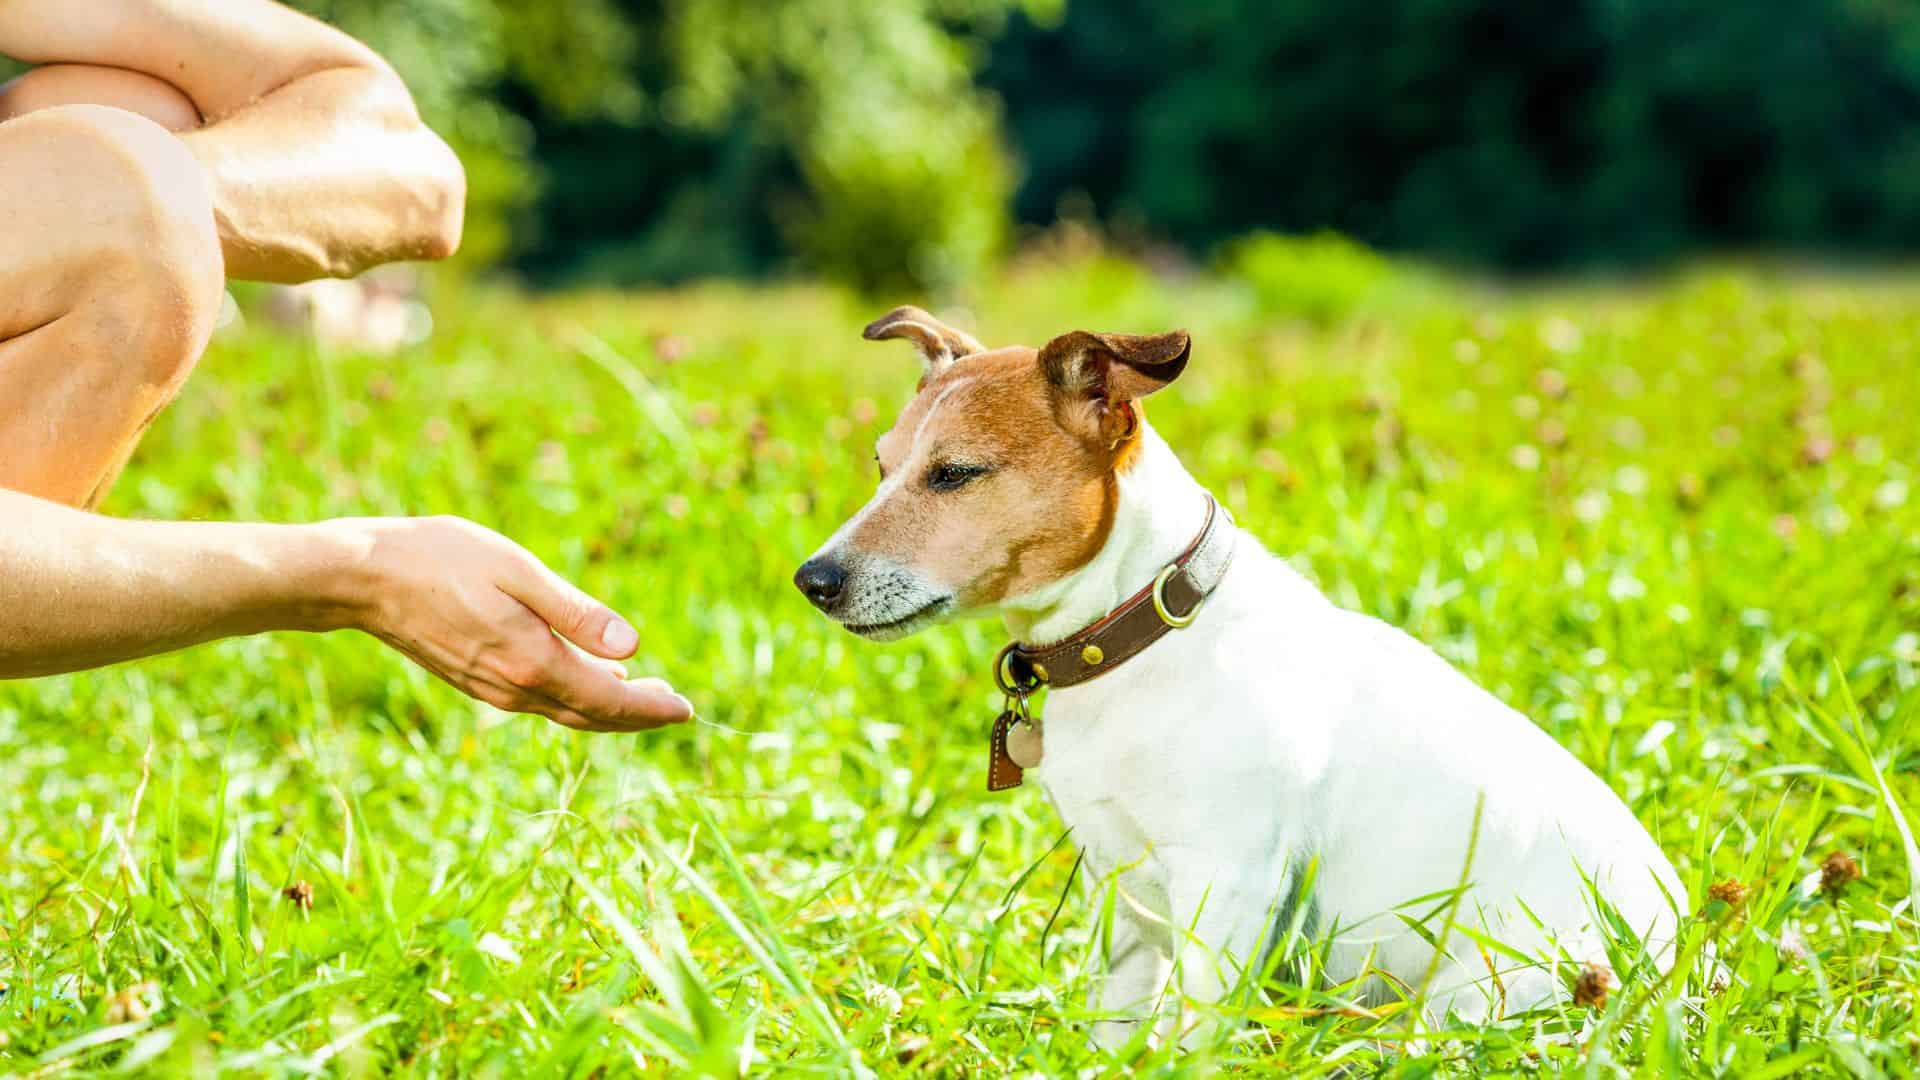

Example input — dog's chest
[1034,727,1172,913]
[1030,664,1278,886]
[1033,718,1159,861]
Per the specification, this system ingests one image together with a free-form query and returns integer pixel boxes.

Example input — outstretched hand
[334,516,693,732]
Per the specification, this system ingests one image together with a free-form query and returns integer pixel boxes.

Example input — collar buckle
[1150,563,1203,628]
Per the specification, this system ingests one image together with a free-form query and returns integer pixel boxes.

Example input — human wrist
[280,519,384,634]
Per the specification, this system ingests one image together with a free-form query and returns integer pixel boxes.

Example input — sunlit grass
[3,257,1917,1075]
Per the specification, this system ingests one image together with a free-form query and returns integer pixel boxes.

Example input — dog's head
[794,306,1191,639]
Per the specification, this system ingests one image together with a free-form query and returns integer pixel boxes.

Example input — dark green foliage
[983,0,1920,270]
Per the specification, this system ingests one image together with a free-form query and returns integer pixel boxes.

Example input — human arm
[0,0,464,282]
[0,490,692,731]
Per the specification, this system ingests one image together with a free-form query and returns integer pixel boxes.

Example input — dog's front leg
[1087,912,1174,1051]
[1164,866,1289,1049]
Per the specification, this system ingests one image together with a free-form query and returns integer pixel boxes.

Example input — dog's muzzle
[792,550,954,639]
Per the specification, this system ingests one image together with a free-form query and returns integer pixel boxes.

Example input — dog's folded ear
[863,306,986,378]
[1039,329,1192,404]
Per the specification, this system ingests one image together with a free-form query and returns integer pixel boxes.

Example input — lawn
[3,251,1918,1076]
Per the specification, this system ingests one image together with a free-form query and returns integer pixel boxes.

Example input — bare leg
[0,63,203,133]
[0,104,224,507]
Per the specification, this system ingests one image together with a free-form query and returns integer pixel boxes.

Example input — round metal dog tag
[1006,719,1044,769]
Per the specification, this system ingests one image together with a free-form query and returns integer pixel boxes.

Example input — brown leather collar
[997,495,1235,695]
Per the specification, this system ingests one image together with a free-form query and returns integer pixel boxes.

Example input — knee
[18,105,225,385]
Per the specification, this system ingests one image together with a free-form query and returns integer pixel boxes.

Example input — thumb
[500,559,640,660]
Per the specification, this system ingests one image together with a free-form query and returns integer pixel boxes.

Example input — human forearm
[181,63,465,282]
[0,490,361,678]
[0,493,693,729]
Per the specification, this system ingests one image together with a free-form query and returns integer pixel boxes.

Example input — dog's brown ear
[1039,328,1192,404]
[863,306,986,378]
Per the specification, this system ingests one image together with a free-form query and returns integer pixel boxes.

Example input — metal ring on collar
[1152,564,1202,628]
[994,642,1046,695]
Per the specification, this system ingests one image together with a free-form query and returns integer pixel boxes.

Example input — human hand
[326,516,692,731]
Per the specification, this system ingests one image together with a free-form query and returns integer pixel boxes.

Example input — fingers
[465,653,691,732]
[497,556,640,660]
[530,647,695,730]
[468,624,691,731]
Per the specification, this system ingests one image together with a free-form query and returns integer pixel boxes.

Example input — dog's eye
[926,461,987,492]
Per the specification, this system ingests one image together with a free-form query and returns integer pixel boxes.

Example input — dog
[795,307,1686,1046]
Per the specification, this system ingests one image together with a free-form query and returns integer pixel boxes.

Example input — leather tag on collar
[988,707,1025,791]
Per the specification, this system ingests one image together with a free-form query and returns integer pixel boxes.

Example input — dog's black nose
[794,557,849,611]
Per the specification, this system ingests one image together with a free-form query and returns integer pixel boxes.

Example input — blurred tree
[513,0,1052,294]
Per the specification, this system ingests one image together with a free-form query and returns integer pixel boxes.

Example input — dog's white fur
[989,422,1685,1044]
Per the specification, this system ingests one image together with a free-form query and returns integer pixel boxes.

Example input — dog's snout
[794,556,850,611]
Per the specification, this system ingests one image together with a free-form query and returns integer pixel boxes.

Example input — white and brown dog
[795,308,1684,1045]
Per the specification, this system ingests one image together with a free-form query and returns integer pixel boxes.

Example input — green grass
[3,254,1919,1076]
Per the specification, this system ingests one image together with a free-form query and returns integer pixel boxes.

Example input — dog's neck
[998,422,1212,646]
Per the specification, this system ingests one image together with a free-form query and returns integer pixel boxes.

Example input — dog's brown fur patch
[841,319,1189,609]
[855,347,1120,607]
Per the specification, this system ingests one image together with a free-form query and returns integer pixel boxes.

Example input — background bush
[1219,231,1441,326]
